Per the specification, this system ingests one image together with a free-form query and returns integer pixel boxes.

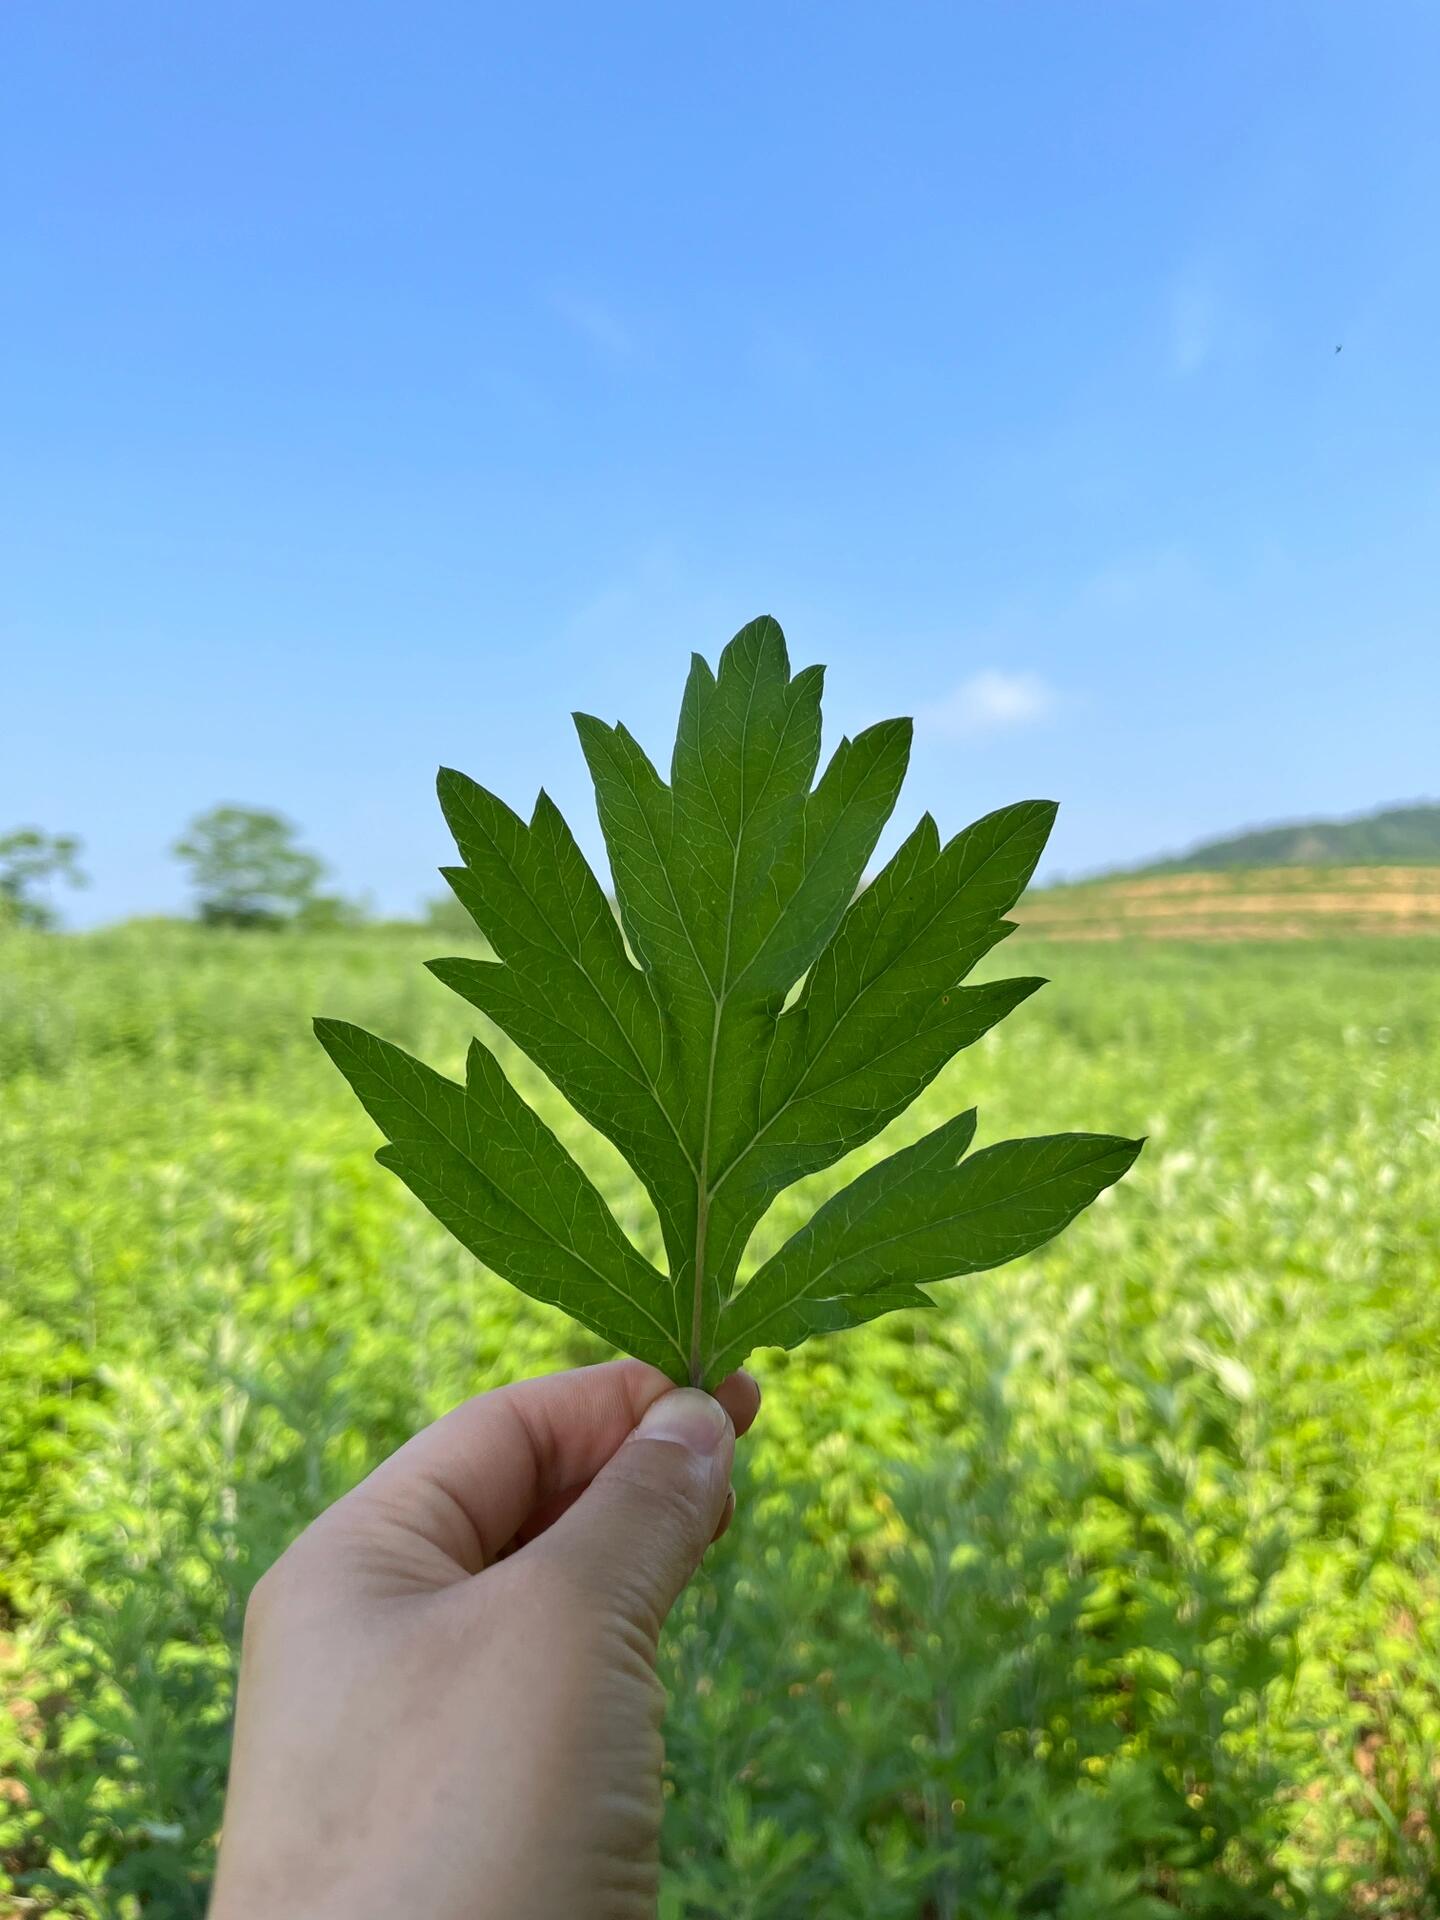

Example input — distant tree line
[0,807,465,933]
[1139,802,1440,876]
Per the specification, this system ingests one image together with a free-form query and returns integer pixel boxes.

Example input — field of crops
[2,923,1438,1917]
[1016,867,1440,942]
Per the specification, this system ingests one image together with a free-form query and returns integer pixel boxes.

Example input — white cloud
[919,669,1058,740]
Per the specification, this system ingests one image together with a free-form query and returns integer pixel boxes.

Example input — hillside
[1143,801,1440,873]
[1012,801,1440,940]
[1017,864,1440,940]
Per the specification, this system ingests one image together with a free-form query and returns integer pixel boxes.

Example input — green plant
[6,922,1440,1912]
[173,806,327,928]
[0,827,87,930]
[317,618,1140,1385]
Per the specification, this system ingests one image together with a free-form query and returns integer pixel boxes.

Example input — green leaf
[313,1019,686,1373]
[708,1126,1144,1380]
[317,616,1142,1386]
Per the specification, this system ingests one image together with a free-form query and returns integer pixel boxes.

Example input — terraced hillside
[1017,864,1440,939]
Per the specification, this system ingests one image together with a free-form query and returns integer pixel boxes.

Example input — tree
[0,827,88,929]
[174,806,327,927]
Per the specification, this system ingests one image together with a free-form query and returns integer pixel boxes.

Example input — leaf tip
[311,1015,355,1064]
[999,972,1048,1007]
[1105,1134,1147,1183]
[572,711,615,756]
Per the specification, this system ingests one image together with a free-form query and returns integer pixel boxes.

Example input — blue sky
[5,2,1438,925]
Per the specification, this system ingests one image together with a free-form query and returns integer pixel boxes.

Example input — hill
[1012,802,1440,940]
[1017,864,1440,940]
[1142,801,1440,873]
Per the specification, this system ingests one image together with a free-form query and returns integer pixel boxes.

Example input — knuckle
[610,1459,710,1566]
[602,1601,668,1682]
[606,1446,709,1545]
[243,1536,317,1629]
[242,1559,287,1633]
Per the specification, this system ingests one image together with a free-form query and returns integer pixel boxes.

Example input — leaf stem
[689,994,723,1385]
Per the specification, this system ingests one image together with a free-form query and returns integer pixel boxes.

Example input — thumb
[530,1388,735,1638]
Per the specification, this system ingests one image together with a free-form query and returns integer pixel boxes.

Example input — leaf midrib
[688,658,769,1382]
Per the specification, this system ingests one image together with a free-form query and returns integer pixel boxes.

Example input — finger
[338,1361,757,1574]
[511,1370,759,1549]
[714,1369,762,1435]
[523,1388,735,1639]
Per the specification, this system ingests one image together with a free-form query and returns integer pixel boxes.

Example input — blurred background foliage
[2,923,1438,1916]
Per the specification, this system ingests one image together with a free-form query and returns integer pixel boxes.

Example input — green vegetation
[3,923,1438,1916]
[172,805,355,929]
[1141,802,1440,874]
[326,619,1137,1386]
[0,831,86,932]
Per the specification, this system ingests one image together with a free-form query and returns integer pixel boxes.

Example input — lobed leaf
[314,1018,685,1374]
[708,1126,1143,1380]
[317,617,1142,1387]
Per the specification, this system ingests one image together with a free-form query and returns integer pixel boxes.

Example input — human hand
[208,1359,760,1920]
